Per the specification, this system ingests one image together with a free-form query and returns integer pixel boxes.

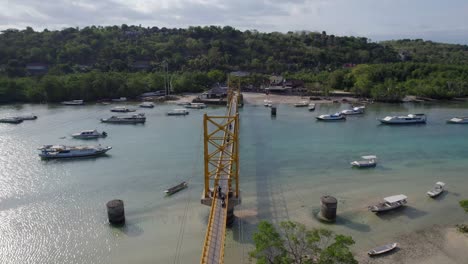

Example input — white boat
[139,102,154,108]
[341,106,365,115]
[379,114,426,124]
[0,117,23,124]
[447,117,468,124]
[167,109,189,116]
[15,114,38,120]
[308,103,316,111]
[294,101,309,107]
[110,106,136,113]
[264,100,273,107]
[316,113,346,121]
[368,243,398,256]
[38,145,112,159]
[427,182,445,198]
[184,103,207,109]
[101,113,146,124]
[72,130,107,139]
[351,155,377,168]
[111,97,127,102]
[61,100,84,105]
[176,102,191,106]
[368,194,407,213]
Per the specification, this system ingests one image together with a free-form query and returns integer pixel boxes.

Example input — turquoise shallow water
[1,101,468,263]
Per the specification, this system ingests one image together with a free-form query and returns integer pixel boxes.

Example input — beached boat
[379,114,426,124]
[15,114,38,120]
[368,243,398,256]
[61,100,84,105]
[308,103,316,111]
[316,113,346,121]
[111,97,127,102]
[351,155,377,168]
[139,102,154,108]
[0,117,23,124]
[72,130,107,139]
[447,117,468,124]
[341,106,365,115]
[184,103,207,109]
[368,194,407,213]
[294,101,309,107]
[38,145,112,159]
[101,113,146,124]
[110,106,136,113]
[164,181,188,195]
[427,182,445,198]
[167,109,189,116]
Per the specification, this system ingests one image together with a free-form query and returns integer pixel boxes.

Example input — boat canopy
[435,181,445,186]
[384,194,408,203]
[362,155,377,160]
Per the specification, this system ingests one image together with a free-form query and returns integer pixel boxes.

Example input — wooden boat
[0,117,23,124]
[368,194,407,213]
[368,242,398,256]
[427,181,445,198]
[447,117,468,124]
[308,103,316,111]
[165,181,188,195]
[351,155,377,168]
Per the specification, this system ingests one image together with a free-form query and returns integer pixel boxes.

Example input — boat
[447,117,468,124]
[351,155,377,168]
[38,145,112,159]
[264,100,273,107]
[61,100,84,105]
[101,113,146,124]
[341,106,365,115]
[368,194,408,213]
[110,106,136,113]
[167,109,189,116]
[316,113,346,121]
[176,102,191,106]
[139,102,155,108]
[368,243,398,256]
[308,103,316,111]
[294,101,309,107]
[184,103,206,109]
[379,114,426,124]
[164,181,188,195]
[72,129,107,139]
[0,117,23,124]
[111,97,127,102]
[427,181,445,198]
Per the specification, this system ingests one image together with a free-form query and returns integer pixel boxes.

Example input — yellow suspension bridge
[200,88,242,264]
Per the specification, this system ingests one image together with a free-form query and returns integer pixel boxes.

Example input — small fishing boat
[110,106,136,113]
[101,113,146,124]
[264,100,273,107]
[38,145,112,159]
[61,100,84,105]
[316,113,346,121]
[164,181,188,195]
[308,103,316,111]
[0,117,23,124]
[111,97,127,102]
[351,155,377,168]
[427,181,445,198]
[139,102,154,108]
[184,103,206,109]
[167,109,189,116]
[15,114,38,120]
[294,101,309,107]
[72,130,107,139]
[379,114,426,124]
[447,117,468,124]
[368,243,398,256]
[368,194,407,213]
[341,106,365,115]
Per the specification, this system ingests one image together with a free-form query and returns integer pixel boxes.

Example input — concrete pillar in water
[271,106,277,116]
[320,195,337,221]
[226,206,235,227]
[107,199,125,225]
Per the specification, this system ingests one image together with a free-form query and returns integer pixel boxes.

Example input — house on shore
[199,85,229,99]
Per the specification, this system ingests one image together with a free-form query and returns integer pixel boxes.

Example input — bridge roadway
[200,92,239,264]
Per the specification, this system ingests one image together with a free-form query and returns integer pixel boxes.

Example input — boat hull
[368,243,398,256]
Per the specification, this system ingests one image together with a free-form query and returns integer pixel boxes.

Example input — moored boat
[341,106,365,115]
[110,106,136,113]
[351,155,377,168]
[0,117,23,124]
[167,109,189,116]
[379,114,426,124]
[264,100,273,107]
[61,100,84,105]
[447,117,468,124]
[316,113,346,121]
[38,144,112,159]
[294,101,309,107]
[72,129,107,139]
[427,181,445,198]
[101,113,146,124]
[308,103,316,111]
[184,103,206,109]
[139,102,154,108]
[368,194,407,213]
[165,181,188,195]
[368,243,398,256]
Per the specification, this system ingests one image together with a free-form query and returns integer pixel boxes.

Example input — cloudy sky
[1,0,467,44]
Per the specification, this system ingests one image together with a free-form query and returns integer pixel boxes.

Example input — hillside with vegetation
[1,25,468,103]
